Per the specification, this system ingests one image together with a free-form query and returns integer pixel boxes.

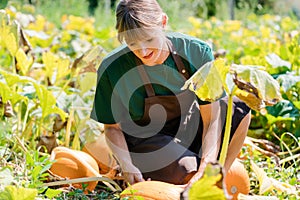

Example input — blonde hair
[115,0,165,42]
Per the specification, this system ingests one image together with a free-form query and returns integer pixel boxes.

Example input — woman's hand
[122,163,145,184]
[185,161,206,187]
[104,124,145,184]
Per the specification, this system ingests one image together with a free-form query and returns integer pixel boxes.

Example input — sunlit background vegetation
[0,0,299,199]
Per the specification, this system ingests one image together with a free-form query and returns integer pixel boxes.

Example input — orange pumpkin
[82,134,118,178]
[49,146,100,192]
[120,181,183,200]
[225,159,250,200]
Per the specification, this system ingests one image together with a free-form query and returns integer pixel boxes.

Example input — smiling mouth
[143,51,153,59]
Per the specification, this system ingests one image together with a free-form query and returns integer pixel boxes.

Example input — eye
[128,42,136,47]
[146,38,153,42]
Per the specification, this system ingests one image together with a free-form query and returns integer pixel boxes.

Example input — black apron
[119,40,250,184]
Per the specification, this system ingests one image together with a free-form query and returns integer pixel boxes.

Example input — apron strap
[137,64,156,97]
[135,39,190,97]
[167,39,190,80]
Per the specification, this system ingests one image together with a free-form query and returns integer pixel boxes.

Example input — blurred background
[1,0,299,29]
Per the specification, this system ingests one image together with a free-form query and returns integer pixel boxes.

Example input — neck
[155,40,170,65]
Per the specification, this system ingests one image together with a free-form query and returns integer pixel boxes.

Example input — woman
[90,0,251,186]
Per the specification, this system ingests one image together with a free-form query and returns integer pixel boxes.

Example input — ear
[161,13,168,28]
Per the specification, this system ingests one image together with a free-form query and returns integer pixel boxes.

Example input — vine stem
[219,87,236,166]
[43,176,122,192]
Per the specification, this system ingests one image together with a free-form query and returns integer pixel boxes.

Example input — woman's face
[126,33,168,66]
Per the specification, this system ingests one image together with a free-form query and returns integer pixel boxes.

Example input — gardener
[90,0,251,186]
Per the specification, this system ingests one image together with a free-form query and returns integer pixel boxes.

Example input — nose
[139,44,148,57]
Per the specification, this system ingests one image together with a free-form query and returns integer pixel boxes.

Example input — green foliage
[25,150,53,189]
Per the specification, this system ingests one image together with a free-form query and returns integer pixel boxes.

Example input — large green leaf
[266,100,300,118]
[181,59,228,101]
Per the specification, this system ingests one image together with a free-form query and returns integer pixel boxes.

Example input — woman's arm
[188,101,222,184]
[104,124,145,184]
[199,101,222,167]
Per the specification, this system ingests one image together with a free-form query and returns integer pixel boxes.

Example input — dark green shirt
[91,32,214,124]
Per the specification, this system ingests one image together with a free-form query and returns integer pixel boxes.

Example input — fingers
[123,171,145,185]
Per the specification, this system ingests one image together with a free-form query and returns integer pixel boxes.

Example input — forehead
[121,27,163,44]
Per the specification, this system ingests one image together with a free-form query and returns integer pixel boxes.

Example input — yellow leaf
[42,51,57,84]
[5,32,18,56]
[79,72,97,95]
[182,59,228,101]
[56,58,70,81]
[16,48,33,75]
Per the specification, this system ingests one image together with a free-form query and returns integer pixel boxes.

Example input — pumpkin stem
[219,87,236,166]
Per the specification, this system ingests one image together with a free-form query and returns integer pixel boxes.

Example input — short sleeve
[90,68,125,124]
[188,40,214,73]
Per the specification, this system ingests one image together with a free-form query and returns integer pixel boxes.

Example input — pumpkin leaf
[230,64,282,110]
[0,185,38,200]
[181,59,228,101]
